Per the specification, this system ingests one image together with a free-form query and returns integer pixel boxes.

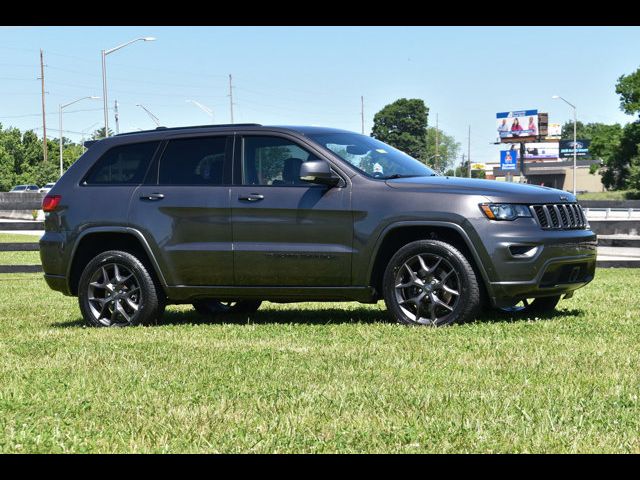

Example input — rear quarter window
[83,141,159,185]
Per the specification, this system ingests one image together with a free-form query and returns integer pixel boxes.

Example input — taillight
[42,194,62,212]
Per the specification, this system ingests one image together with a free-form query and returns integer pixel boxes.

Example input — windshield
[308,132,437,179]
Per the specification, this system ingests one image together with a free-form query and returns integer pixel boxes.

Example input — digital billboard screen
[559,140,590,158]
[524,142,559,159]
[497,110,538,139]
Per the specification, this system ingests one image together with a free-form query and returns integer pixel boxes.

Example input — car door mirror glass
[299,160,340,186]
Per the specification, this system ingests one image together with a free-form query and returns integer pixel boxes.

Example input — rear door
[131,134,234,286]
[230,133,353,286]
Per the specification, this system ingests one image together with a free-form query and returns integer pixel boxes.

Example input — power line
[0,107,109,119]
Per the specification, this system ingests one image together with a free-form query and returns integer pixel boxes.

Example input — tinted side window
[242,136,315,186]
[158,136,228,185]
[84,141,159,185]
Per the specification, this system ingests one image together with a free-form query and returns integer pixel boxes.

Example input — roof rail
[115,123,262,136]
[83,140,98,148]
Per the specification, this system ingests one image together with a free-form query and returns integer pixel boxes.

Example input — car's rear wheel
[383,240,481,327]
[78,250,164,327]
[498,295,561,314]
[192,300,262,316]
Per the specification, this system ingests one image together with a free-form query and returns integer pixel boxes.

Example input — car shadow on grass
[51,305,583,329]
[159,306,390,326]
[475,306,585,324]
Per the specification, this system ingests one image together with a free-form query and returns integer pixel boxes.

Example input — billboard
[559,139,590,158]
[497,110,538,139]
[500,150,518,170]
[524,142,559,159]
[547,123,562,138]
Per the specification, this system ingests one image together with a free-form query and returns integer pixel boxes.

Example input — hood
[385,176,576,204]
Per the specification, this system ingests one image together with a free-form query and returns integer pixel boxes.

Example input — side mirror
[299,160,340,186]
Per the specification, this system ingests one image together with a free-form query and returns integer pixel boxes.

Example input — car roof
[86,124,358,147]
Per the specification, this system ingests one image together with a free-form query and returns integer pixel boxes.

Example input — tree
[598,67,640,191]
[423,126,461,172]
[616,68,640,117]
[0,124,86,191]
[91,127,114,140]
[560,121,613,141]
[371,98,429,161]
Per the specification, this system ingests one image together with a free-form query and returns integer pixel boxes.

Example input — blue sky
[1,26,638,164]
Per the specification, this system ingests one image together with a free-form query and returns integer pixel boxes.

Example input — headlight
[480,203,532,221]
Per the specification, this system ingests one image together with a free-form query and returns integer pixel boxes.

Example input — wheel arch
[367,221,493,301]
[67,227,167,296]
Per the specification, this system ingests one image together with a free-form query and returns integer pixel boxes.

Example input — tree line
[0,127,110,191]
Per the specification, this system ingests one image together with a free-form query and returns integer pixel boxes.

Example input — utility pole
[461,153,465,178]
[39,49,47,163]
[228,74,234,124]
[467,125,471,178]
[435,113,439,171]
[361,96,365,134]
[114,100,120,134]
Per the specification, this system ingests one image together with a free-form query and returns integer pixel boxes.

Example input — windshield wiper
[382,174,419,179]
[382,174,436,179]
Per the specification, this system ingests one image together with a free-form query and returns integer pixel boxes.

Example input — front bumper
[479,221,598,307]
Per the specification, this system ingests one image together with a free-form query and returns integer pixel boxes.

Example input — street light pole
[552,95,577,196]
[136,104,161,127]
[101,37,156,137]
[101,49,108,137]
[186,100,214,121]
[573,106,577,196]
[59,96,99,177]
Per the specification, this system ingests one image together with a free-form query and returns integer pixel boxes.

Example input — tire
[383,240,480,327]
[78,250,164,327]
[498,295,561,315]
[192,300,262,316]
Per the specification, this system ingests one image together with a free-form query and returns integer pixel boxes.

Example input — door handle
[238,193,264,202]
[140,193,165,201]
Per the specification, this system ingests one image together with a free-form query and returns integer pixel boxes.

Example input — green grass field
[0,269,638,453]
[0,234,41,266]
[577,190,640,200]
[0,233,40,243]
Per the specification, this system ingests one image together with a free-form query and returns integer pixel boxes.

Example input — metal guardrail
[583,208,640,220]
[0,221,44,230]
[0,241,42,273]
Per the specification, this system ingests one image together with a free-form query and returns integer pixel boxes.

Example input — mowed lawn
[0,269,638,453]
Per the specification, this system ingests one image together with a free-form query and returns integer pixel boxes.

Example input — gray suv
[40,124,597,327]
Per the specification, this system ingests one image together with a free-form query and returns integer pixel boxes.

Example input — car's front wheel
[383,240,481,327]
[78,250,164,327]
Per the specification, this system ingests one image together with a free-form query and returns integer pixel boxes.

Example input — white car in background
[9,184,40,193]
[39,182,56,194]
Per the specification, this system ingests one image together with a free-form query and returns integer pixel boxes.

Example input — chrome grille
[531,203,587,230]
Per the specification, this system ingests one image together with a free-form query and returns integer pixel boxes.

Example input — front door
[131,134,234,286]
[231,134,353,286]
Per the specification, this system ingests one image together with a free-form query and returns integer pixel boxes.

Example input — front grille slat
[531,203,587,230]
[548,206,559,228]
[564,204,575,227]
